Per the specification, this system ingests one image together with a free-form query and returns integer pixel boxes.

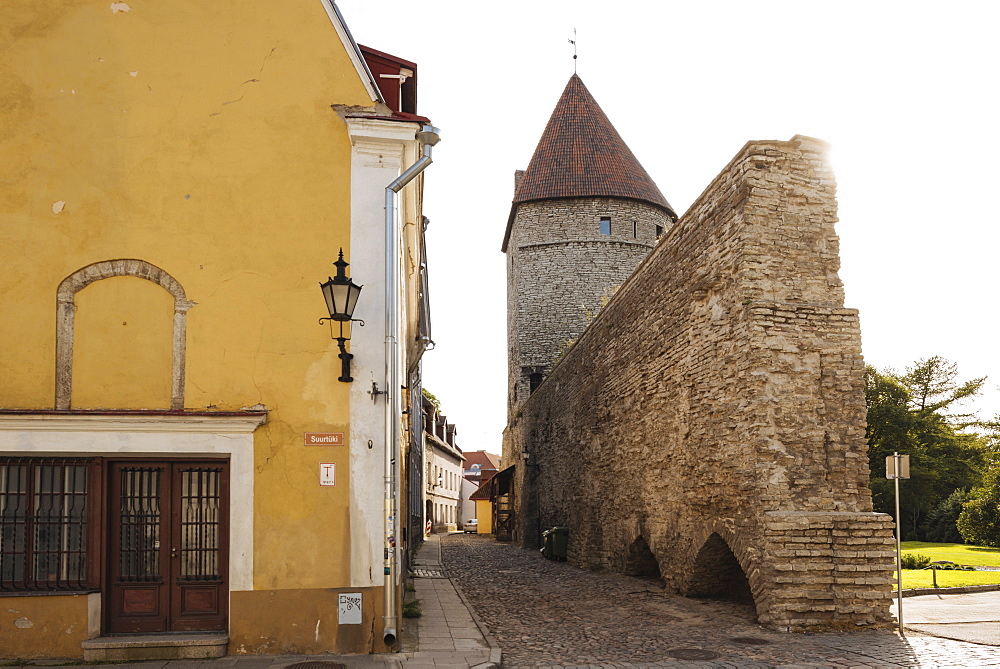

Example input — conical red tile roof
[503,74,675,251]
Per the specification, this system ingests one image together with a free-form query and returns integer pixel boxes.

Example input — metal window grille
[1,458,91,591]
[179,467,221,581]
[118,467,162,582]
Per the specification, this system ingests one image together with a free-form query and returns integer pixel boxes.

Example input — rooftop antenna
[568,28,577,73]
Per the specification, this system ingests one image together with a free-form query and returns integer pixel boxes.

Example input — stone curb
[440,536,502,669]
[453,580,501,669]
[901,584,1000,598]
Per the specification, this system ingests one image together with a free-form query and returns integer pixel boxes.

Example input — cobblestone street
[441,533,1000,668]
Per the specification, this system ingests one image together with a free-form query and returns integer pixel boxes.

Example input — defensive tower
[503,74,677,418]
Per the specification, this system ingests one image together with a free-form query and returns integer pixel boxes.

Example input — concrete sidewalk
[894,589,1000,646]
[402,532,501,668]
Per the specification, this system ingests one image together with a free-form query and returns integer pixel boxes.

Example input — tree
[865,358,988,540]
[957,470,1000,547]
[924,488,972,543]
[901,356,985,425]
[958,425,1000,547]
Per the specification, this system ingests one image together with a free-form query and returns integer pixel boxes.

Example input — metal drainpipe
[382,124,440,647]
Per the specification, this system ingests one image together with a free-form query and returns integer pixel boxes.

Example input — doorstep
[81,633,228,662]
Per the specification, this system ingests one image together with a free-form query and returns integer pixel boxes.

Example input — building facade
[461,450,501,487]
[423,398,463,533]
[0,0,435,659]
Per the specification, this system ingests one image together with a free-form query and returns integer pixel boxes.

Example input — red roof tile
[518,74,673,208]
[502,74,675,251]
[469,479,493,501]
[463,450,501,471]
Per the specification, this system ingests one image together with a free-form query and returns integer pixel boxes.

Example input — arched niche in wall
[623,535,663,582]
[686,532,756,607]
[56,260,195,410]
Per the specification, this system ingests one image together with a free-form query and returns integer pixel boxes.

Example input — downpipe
[383,125,440,647]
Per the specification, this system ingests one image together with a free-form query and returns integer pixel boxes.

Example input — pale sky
[337,0,1000,454]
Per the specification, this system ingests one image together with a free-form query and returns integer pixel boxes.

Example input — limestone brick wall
[502,136,894,631]
[506,198,673,418]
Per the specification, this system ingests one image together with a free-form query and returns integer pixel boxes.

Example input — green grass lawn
[901,541,1000,567]
[897,569,1000,590]
[893,542,1000,590]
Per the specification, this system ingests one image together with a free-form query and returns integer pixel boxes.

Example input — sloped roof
[320,0,381,103]
[463,450,501,471]
[469,479,493,501]
[502,74,675,251]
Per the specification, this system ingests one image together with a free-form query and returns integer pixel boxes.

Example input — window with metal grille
[117,466,162,582]
[1,458,97,592]
[178,467,222,581]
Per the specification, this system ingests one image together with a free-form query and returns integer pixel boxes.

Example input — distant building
[468,480,494,534]
[423,397,463,533]
[462,450,502,486]
[459,476,480,528]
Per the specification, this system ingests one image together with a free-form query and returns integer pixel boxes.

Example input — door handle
[171,547,178,558]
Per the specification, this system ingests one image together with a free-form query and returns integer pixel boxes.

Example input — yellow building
[0,0,436,659]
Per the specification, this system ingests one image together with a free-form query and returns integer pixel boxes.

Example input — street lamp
[319,249,363,382]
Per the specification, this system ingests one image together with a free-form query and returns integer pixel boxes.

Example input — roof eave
[321,0,382,104]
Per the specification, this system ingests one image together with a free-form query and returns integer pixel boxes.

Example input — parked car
[463,519,478,533]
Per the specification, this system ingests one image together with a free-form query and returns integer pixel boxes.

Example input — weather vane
[568,28,577,73]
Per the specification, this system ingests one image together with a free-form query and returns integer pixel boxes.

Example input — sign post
[886,452,910,636]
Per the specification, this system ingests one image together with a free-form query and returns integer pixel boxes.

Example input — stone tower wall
[502,136,895,631]
[506,197,673,418]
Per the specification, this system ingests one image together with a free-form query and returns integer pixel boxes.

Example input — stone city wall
[502,136,895,630]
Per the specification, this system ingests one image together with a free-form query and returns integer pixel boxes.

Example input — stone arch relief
[55,260,195,410]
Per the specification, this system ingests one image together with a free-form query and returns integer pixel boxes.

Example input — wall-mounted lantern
[319,249,364,382]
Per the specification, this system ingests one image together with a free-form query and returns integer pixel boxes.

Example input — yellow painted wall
[72,276,174,409]
[0,0,386,652]
[229,586,389,656]
[475,500,493,534]
[0,594,93,659]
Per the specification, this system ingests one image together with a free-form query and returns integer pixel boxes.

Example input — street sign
[886,454,910,479]
[319,463,336,486]
[887,451,909,636]
[305,433,344,446]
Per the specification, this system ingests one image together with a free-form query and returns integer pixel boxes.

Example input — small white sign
[319,463,336,486]
[338,592,362,625]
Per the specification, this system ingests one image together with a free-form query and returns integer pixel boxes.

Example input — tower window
[632,221,638,238]
[529,372,544,393]
[655,224,664,238]
[599,217,611,235]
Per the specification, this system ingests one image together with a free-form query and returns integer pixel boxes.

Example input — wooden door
[106,461,228,633]
[494,493,513,541]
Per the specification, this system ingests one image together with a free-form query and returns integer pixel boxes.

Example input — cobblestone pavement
[441,534,1000,668]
